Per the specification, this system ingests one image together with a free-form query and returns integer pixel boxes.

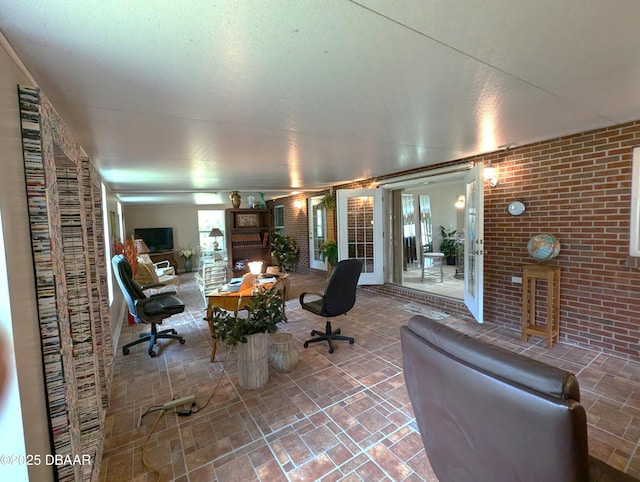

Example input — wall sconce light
[455,195,465,209]
[293,199,303,210]
[484,161,499,187]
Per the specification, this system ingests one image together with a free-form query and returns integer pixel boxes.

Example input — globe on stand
[527,233,560,261]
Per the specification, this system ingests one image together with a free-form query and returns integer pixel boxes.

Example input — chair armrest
[149,290,176,298]
[154,260,170,269]
[141,282,165,290]
[299,292,323,304]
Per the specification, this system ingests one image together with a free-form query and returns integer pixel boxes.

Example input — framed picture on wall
[236,213,259,228]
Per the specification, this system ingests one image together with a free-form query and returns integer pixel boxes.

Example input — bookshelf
[225,208,272,274]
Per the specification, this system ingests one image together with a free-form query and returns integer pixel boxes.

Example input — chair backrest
[401,315,590,482]
[322,259,362,316]
[112,254,147,318]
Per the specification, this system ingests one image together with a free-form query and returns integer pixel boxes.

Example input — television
[134,227,174,253]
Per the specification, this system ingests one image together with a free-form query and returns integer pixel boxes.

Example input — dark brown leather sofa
[401,315,639,482]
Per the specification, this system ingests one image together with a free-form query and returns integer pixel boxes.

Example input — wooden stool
[521,264,561,348]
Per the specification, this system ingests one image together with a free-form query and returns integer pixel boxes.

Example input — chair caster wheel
[304,342,309,348]
[148,349,156,357]
[335,329,341,335]
[310,331,315,336]
[123,348,129,355]
[179,339,185,344]
[328,348,334,354]
[349,340,354,344]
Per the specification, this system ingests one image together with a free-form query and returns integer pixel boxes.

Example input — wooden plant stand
[521,264,561,348]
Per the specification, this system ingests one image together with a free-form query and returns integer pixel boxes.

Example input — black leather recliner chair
[401,315,639,482]
[299,258,362,353]
[112,254,186,357]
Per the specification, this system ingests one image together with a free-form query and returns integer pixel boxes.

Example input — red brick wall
[272,120,640,359]
[482,121,640,358]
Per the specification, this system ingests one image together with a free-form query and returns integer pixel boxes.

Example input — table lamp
[248,261,263,294]
[134,238,150,255]
[209,227,224,251]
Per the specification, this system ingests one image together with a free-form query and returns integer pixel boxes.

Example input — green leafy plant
[208,287,287,345]
[318,240,338,266]
[439,226,458,258]
[270,232,299,272]
[317,193,336,211]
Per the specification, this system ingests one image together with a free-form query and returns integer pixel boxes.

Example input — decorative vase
[247,195,255,209]
[230,191,241,208]
[268,333,299,373]
[184,257,193,273]
[259,192,266,209]
[237,332,269,389]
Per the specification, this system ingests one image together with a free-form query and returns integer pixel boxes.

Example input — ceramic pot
[237,332,269,389]
[230,191,241,208]
[268,333,299,373]
[184,257,192,273]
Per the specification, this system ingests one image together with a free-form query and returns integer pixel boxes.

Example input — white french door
[337,188,384,284]
[308,195,327,270]
[464,163,484,323]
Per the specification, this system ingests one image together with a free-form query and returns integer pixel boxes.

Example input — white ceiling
[2,0,640,205]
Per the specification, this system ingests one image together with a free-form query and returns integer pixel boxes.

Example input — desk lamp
[248,261,263,294]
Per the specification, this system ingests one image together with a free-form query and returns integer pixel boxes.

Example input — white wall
[0,42,53,481]
[409,182,465,252]
[124,205,206,270]
[104,190,127,352]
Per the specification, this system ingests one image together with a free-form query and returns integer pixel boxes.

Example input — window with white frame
[197,210,225,252]
[274,205,284,235]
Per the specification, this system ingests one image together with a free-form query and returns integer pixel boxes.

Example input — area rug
[401,303,450,320]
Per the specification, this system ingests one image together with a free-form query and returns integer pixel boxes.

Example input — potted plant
[317,193,336,210]
[318,192,337,240]
[179,246,194,273]
[318,240,338,277]
[209,287,287,389]
[270,232,299,272]
[439,226,458,265]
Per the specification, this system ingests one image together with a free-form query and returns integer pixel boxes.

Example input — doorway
[389,175,466,300]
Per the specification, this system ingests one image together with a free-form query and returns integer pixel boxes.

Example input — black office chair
[299,259,362,353]
[112,254,186,357]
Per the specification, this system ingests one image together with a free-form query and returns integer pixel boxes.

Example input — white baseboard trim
[111,302,127,358]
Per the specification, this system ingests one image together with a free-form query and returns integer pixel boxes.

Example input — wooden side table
[521,264,561,348]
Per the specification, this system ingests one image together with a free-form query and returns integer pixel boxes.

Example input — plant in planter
[209,287,287,345]
[270,232,299,272]
[318,240,338,277]
[317,193,336,211]
[439,226,458,265]
[209,287,287,389]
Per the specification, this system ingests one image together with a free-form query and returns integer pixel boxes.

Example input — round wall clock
[507,200,526,216]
